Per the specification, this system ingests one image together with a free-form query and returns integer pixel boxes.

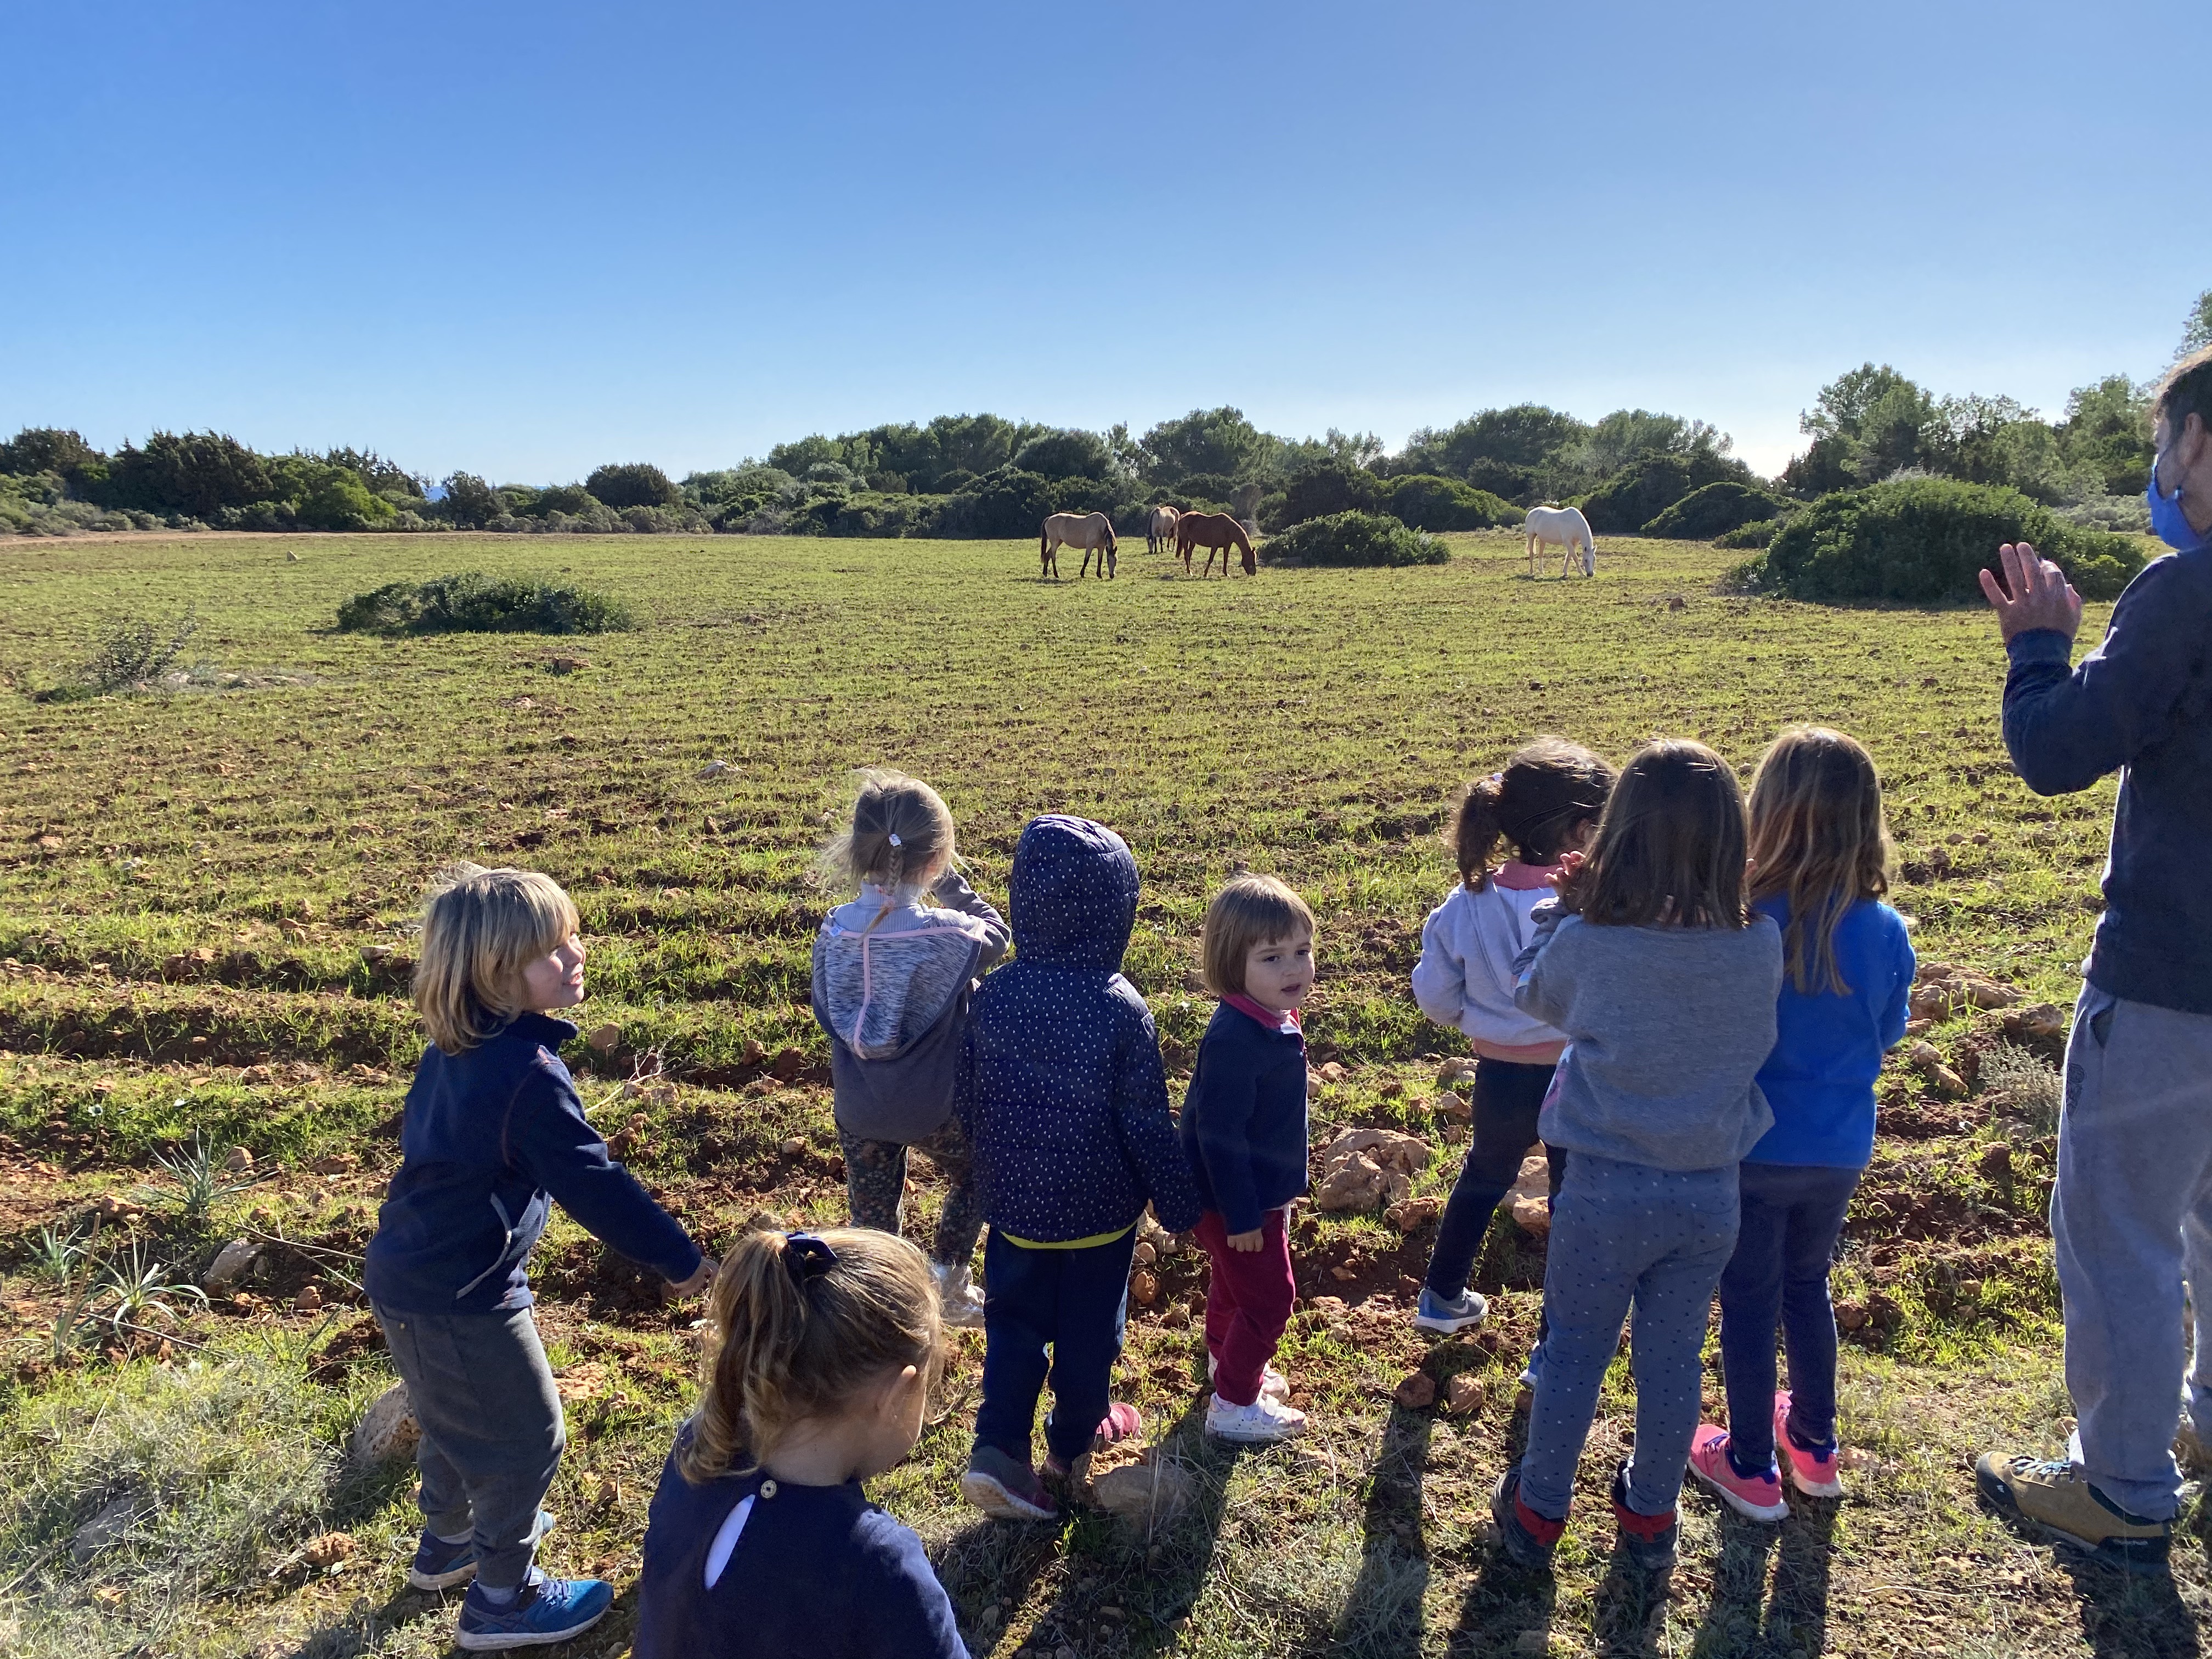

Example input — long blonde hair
[681,1227,944,1485]
[1747,726,1893,994]
[412,864,580,1054]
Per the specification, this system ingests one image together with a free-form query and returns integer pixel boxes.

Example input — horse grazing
[1175,511,1256,577]
[1147,504,1181,556]
[1040,511,1118,580]
[1523,505,1595,578]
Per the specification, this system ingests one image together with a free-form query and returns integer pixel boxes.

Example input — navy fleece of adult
[634,1442,967,1659]
[957,815,1204,1240]
[2001,546,2212,1015]
[1181,1001,1310,1237]
[1746,894,1916,1169]
[364,1014,702,1314]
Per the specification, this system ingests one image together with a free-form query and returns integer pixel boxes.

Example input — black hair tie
[782,1232,838,1288]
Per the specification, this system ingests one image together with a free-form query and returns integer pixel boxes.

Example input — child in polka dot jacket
[952,815,1205,1522]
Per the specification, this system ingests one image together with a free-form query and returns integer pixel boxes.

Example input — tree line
[4,291,2203,543]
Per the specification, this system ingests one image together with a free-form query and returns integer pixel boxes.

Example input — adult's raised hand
[1979,541,2082,646]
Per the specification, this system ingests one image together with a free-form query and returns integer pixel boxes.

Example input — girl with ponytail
[635,1226,965,1659]
[1409,738,1615,1336]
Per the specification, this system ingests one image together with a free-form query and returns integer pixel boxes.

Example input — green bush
[1713,517,1783,550]
[335,571,635,635]
[585,462,681,509]
[1754,477,2145,603]
[1384,473,1520,531]
[1579,452,1750,533]
[1279,459,1381,526]
[1263,510,1448,568]
[1641,481,1794,539]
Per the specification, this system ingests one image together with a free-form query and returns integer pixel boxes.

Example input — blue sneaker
[409,1510,556,1592]
[456,1572,612,1651]
[1412,1286,1489,1334]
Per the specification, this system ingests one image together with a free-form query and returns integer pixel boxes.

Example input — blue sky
[4,1,2206,483]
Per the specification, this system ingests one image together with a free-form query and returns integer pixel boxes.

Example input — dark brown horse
[1175,511,1256,577]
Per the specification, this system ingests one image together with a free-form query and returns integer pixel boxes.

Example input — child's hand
[1227,1228,1263,1252]
[668,1259,716,1297]
[1547,850,1586,890]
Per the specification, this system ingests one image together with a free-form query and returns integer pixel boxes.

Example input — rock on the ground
[586,1023,622,1054]
[1393,1372,1437,1409]
[1092,1458,1196,1527]
[71,1493,143,1564]
[1385,1195,1442,1232]
[1435,1057,1480,1090]
[302,1531,356,1568]
[352,1383,420,1465]
[204,1238,261,1291]
[1445,1374,1485,1414]
[1314,1128,1434,1213]
[1130,1271,1160,1307]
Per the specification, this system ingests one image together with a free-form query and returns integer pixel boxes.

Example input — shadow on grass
[1683,1496,1839,1657]
[1316,1403,1434,1657]
[2057,1554,2201,1659]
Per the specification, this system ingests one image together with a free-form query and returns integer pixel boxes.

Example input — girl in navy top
[635,1227,966,1659]
[1688,726,1915,1522]
[1181,875,1318,1445]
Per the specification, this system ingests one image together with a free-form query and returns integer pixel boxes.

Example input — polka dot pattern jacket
[957,815,1205,1242]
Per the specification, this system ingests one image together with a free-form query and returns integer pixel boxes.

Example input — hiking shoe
[932,1261,986,1329]
[1205,1392,1308,1443]
[1489,1466,1564,1570]
[1209,1353,1293,1402]
[1610,1463,1680,1575]
[1688,1426,1788,1522]
[1412,1286,1490,1334]
[1775,1391,1843,1498]
[409,1509,556,1591]
[454,1573,611,1651]
[1975,1451,2171,1573]
[960,1444,1059,1522]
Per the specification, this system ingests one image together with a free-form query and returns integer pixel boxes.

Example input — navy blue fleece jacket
[957,815,1204,1240]
[364,1014,703,1314]
[2001,546,2212,1015]
[1180,1001,1310,1236]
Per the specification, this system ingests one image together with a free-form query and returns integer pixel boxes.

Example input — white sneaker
[1209,1353,1292,1403]
[933,1261,986,1329]
[1206,1392,1308,1443]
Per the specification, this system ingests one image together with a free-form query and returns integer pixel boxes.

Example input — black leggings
[1422,1057,1565,1299]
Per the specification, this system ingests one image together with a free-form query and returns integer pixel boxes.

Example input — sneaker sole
[1973,1466,2172,1575]
[1781,1462,1844,1500]
[409,1561,479,1591]
[1205,1418,1307,1444]
[455,1605,609,1652]
[1687,1460,1789,1523]
[1412,1311,1487,1334]
[960,1470,1058,1522]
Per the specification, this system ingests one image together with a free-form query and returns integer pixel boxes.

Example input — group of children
[362,726,1913,1652]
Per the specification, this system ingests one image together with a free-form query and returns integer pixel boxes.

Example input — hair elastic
[887,832,902,848]
[782,1232,838,1287]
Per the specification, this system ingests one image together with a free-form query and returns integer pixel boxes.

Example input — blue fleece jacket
[1745,895,1916,1169]
[364,1014,702,1314]
[957,815,1204,1240]
[1180,1001,1310,1236]
[2001,546,2212,1015]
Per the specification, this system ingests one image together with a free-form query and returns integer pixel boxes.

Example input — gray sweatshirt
[1511,901,1784,1171]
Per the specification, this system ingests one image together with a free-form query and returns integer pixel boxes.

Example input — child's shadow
[1683,1498,1838,1657]
[1328,1404,1434,1657]
[2056,1552,2201,1659]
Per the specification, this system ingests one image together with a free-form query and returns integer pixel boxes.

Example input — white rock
[204,1238,261,1290]
[351,1383,420,1465]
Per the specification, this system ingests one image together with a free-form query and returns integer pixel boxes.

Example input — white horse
[1147,503,1181,556]
[1040,511,1118,580]
[1523,504,1595,578]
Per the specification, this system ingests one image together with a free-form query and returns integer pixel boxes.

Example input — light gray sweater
[1512,901,1784,1171]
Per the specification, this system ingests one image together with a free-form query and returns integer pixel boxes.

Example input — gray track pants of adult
[2053,983,2212,1521]
[373,1303,566,1588]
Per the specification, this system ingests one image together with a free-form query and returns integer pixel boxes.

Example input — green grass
[0,527,2192,1658]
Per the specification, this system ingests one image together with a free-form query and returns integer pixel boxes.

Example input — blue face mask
[2148,445,2209,552]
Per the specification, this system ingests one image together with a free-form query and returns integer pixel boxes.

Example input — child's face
[519,933,588,1012]
[1243,929,1315,1014]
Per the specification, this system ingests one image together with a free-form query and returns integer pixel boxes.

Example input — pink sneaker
[1688,1425,1788,1522]
[1774,1391,1843,1498]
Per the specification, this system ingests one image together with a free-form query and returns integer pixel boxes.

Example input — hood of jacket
[814,889,996,1062]
[1007,814,1138,970]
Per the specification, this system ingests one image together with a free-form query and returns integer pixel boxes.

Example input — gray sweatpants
[374,1304,566,1588]
[2052,984,2212,1521]
[1520,1152,1739,1520]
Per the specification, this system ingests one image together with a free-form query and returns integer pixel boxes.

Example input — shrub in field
[1752,477,2144,603]
[40,606,204,699]
[1384,473,1520,531]
[1264,510,1448,567]
[520,483,599,518]
[335,572,634,635]
[1279,459,1382,526]
[1641,481,1795,539]
[1713,517,1782,550]
[2058,493,2152,534]
[1579,451,1751,533]
[585,462,681,509]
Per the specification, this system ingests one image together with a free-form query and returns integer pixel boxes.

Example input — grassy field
[0,526,2194,1659]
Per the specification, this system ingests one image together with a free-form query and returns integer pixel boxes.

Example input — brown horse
[1147,503,1181,556]
[1040,511,1117,580]
[1175,511,1256,577]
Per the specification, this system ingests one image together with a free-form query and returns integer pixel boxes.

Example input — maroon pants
[1195,1208,1297,1407]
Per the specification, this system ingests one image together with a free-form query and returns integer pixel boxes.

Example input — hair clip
[782,1232,838,1287]
[1487,772,1504,786]
[887,833,902,848]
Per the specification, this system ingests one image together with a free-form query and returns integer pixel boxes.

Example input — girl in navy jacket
[364,865,712,1652]
[635,1227,965,1659]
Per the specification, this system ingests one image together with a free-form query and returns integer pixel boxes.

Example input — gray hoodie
[811,869,1010,1143]
[1512,900,1783,1171]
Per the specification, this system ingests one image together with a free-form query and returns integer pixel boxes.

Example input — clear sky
[4,1,2207,483]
